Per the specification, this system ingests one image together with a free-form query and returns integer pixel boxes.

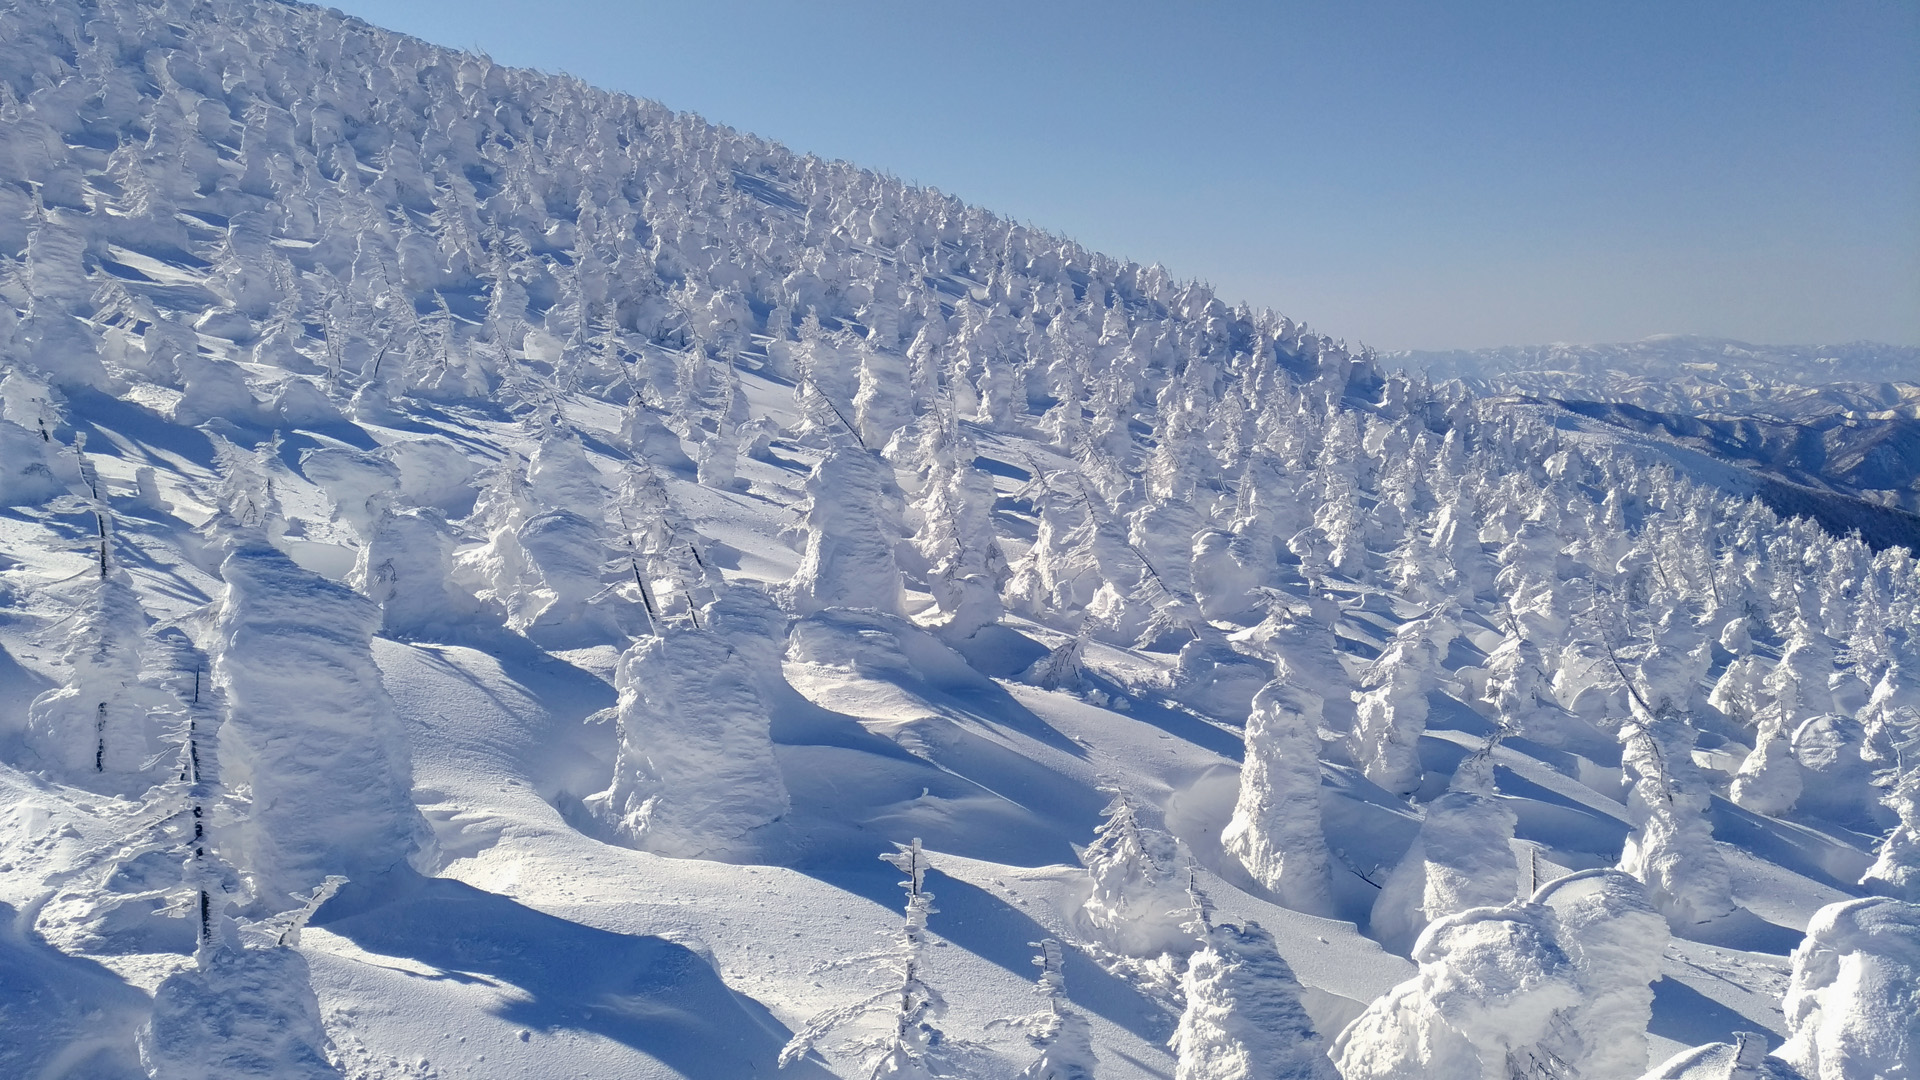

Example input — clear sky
[327,0,1918,352]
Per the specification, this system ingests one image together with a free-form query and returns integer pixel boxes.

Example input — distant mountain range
[1393,337,1920,523]
[1390,336,1920,417]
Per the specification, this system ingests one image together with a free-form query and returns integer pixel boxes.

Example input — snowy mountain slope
[1,1,1918,1079]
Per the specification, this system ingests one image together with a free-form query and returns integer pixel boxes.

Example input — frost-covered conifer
[1384,525,1446,607]
[1635,1034,1807,1080]
[1731,688,1804,817]
[997,938,1097,1080]
[140,946,342,1080]
[1484,624,1565,742]
[457,451,545,628]
[1024,627,1090,691]
[1350,612,1449,796]
[1230,594,1355,737]
[208,504,434,902]
[781,839,949,1080]
[855,341,911,448]
[1080,792,1194,957]
[1789,712,1874,825]
[1774,619,1838,719]
[1776,897,1920,1080]
[696,364,750,488]
[1371,746,1518,955]
[607,459,715,625]
[907,411,1009,637]
[349,505,484,639]
[528,426,608,510]
[1007,472,1149,640]
[1616,693,1735,926]
[0,413,60,500]
[209,434,289,545]
[619,396,696,474]
[1709,654,1768,728]
[24,558,162,789]
[1335,902,1584,1080]
[507,507,631,645]
[585,618,788,858]
[1171,914,1337,1080]
[1191,529,1269,624]
[1862,709,1920,899]
[1861,663,1919,772]
[1530,868,1671,1080]
[787,444,907,616]
[1222,670,1334,916]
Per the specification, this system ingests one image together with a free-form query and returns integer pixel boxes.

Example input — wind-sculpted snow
[140,945,339,1080]
[1777,897,1920,1080]
[586,620,789,859]
[211,528,435,904]
[2,0,1920,1077]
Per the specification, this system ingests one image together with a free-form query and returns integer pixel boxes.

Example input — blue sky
[330,1,1918,352]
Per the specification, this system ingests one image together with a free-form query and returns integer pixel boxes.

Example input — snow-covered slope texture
[2,1,1919,1078]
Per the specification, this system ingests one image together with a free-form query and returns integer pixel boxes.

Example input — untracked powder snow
[0,1,1916,1078]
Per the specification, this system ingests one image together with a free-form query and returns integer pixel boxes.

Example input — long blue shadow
[795,861,1175,1046]
[1649,975,1781,1045]
[1709,798,1872,894]
[316,873,830,1079]
[0,901,151,1080]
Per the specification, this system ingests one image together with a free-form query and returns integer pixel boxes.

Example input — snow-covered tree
[996,938,1097,1080]
[1080,792,1194,957]
[139,945,342,1080]
[1371,746,1519,955]
[697,364,751,488]
[1862,708,1920,899]
[906,410,1009,638]
[1171,915,1337,1080]
[1616,691,1736,926]
[1776,897,1920,1080]
[620,395,697,475]
[24,562,162,790]
[1350,613,1449,795]
[1732,654,1809,816]
[1223,669,1335,916]
[585,618,788,859]
[208,520,434,905]
[1530,868,1672,1080]
[1788,712,1873,826]
[781,839,950,1080]
[1335,902,1584,1080]
[349,505,485,639]
[1024,627,1091,691]
[1231,594,1355,738]
[855,341,911,448]
[1634,1034,1808,1080]
[786,444,908,616]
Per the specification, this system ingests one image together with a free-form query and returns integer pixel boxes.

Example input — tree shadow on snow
[0,901,151,1080]
[1648,976,1782,1045]
[1670,906,1806,955]
[315,872,832,1080]
[1091,679,1246,761]
[795,861,1175,1045]
[1708,798,1873,894]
